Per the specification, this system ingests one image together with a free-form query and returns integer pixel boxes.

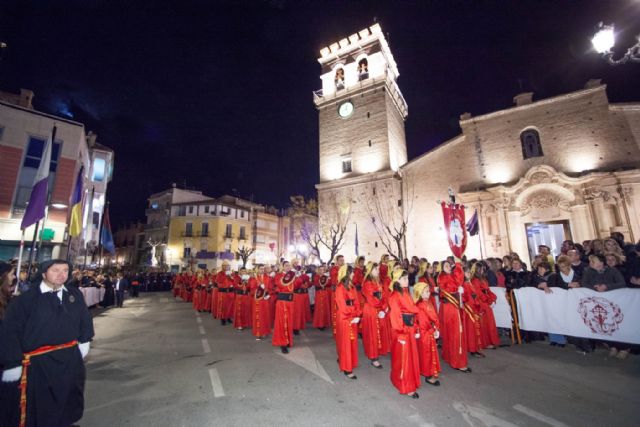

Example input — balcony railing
[181,231,210,237]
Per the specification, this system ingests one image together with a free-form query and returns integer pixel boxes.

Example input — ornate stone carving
[520,191,570,217]
[618,186,633,201]
[528,171,552,185]
[583,187,611,202]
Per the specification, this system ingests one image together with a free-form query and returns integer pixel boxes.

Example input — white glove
[264,294,270,300]
[434,330,440,339]
[398,339,406,345]
[377,311,386,319]
[79,342,90,359]
[351,317,360,324]
[415,333,421,339]
[458,286,465,295]
[260,284,265,289]
[1,366,22,382]
[434,287,440,294]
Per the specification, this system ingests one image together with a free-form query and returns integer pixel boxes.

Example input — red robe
[334,283,362,372]
[234,278,252,329]
[388,289,420,394]
[472,278,500,348]
[416,300,441,378]
[437,263,468,369]
[293,273,311,330]
[353,267,366,306]
[361,279,390,359]
[329,265,340,336]
[463,280,483,353]
[312,274,331,328]
[215,271,236,320]
[267,274,277,326]
[272,271,297,347]
[250,275,272,337]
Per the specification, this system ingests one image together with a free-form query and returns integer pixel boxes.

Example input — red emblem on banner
[577,296,624,335]
[441,201,467,259]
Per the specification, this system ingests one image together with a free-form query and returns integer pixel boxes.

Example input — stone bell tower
[314,24,408,261]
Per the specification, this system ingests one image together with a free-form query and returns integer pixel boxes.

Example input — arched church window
[335,67,345,90]
[520,129,543,159]
[358,58,369,81]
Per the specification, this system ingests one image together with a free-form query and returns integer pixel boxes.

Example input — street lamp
[591,23,640,65]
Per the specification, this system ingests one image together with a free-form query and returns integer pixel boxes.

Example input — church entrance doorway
[524,220,572,263]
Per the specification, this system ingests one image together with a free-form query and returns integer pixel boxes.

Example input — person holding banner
[462,267,485,357]
[437,261,471,372]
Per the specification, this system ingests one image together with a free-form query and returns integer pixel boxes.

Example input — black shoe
[471,352,485,358]
[281,346,289,354]
[293,330,300,336]
[221,320,226,326]
[457,367,472,373]
[318,327,326,331]
[425,376,441,386]
[407,392,419,399]
[370,360,383,369]
[344,371,357,380]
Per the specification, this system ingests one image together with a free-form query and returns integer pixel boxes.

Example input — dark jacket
[581,266,626,290]
[506,270,530,289]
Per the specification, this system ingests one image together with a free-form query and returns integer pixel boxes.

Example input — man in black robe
[0,259,94,427]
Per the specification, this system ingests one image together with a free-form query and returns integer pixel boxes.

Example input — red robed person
[215,261,236,325]
[388,269,421,399]
[272,261,300,353]
[334,265,362,380]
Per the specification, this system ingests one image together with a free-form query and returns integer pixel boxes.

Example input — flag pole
[26,220,40,278]
[13,229,26,295]
[35,205,49,263]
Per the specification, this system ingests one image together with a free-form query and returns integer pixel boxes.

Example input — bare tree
[294,193,350,264]
[236,245,255,268]
[363,173,414,261]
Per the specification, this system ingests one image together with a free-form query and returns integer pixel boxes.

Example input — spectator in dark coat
[582,254,626,291]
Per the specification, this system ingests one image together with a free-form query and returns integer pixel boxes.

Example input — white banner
[514,287,640,344]
[490,287,513,329]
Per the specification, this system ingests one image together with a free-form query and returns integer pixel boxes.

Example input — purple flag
[466,209,479,236]
[20,127,54,230]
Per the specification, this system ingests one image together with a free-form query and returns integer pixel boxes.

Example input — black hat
[36,259,73,283]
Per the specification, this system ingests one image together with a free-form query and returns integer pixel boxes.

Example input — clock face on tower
[338,101,354,118]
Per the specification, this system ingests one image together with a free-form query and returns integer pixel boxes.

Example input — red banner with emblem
[441,201,467,259]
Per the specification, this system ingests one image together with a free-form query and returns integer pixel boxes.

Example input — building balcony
[224,233,234,240]
[181,231,210,238]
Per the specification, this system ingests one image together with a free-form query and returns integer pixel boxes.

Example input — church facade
[315,25,640,265]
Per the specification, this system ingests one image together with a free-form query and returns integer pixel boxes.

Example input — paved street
[82,292,640,427]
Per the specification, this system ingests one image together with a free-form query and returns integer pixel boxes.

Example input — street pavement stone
[81,292,640,427]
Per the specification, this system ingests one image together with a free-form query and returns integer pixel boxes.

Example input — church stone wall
[460,86,640,187]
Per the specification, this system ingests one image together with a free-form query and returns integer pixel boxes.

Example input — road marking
[513,404,571,427]
[276,346,333,384]
[208,368,225,397]
[453,402,518,427]
[198,326,206,335]
[202,338,211,353]
[406,413,436,427]
[196,317,202,324]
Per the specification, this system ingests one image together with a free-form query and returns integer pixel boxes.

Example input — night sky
[1,0,639,228]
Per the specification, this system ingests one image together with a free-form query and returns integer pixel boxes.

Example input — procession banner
[440,202,467,259]
[490,287,513,329]
[514,287,640,344]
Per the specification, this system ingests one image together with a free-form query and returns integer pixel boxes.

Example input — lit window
[358,58,369,81]
[335,68,345,90]
[521,129,543,159]
[92,158,106,181]
[342,158,352,173]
